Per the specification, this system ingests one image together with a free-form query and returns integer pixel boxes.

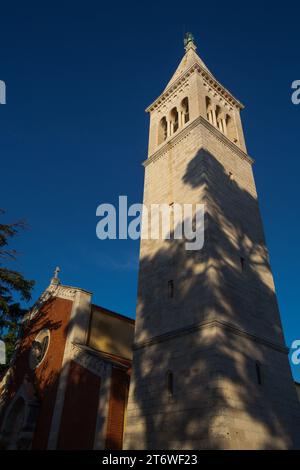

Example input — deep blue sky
[0,1,300,380]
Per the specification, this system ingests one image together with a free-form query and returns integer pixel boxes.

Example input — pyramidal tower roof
[164,32,210,91]
[146,33,243,113]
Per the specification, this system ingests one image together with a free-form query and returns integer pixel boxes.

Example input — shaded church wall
[0,296,73,449]
[105,368,129,450]
[57,360,101,449]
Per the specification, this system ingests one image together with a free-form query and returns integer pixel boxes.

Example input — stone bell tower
[124,34,300,449]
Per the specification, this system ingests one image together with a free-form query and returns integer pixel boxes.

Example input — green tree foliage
[0,209,35,373]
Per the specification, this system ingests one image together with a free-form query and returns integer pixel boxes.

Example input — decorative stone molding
[146,62,244,113]
[70,343,108,377]
[133,319,289,355]
[28,284,91,320]
[156,83,191,116]
[47,284,78,300]
[200,116,253,163]
[203,81,233,111]
[144,115,253,168]
[70,342,130,377]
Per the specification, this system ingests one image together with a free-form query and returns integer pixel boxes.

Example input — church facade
[0,275,134,450]
[123,34,300,449]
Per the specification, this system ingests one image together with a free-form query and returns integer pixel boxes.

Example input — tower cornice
[132,319,289,355]
[143,115,253,167]
[146,62,244,113]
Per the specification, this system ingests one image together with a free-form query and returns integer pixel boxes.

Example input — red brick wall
[57,361,101,449]
[105,368,129,450]
[0,296,73,449]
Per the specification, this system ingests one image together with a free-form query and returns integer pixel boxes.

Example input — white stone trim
[71,343,107,377]
[133,318,289,354]
[93,365,112,450]
[46,291,84,449]
[28,283,91,320]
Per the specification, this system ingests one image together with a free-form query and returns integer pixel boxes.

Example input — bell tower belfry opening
[123,34,300,450]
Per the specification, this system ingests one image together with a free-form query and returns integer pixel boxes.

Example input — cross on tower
[51,266,61,285]
[54,266,60,279]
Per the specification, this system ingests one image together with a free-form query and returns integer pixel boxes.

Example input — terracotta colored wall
[0,296,73,449]
[105,368,129,450]
[57,361,101,449]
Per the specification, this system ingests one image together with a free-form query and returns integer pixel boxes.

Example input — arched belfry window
[206,97,213,124]
[205,97,238,143]
[158,116,168,145]
[226,115,238,143]
[181,97,189,124]
[216,105,223,132]
[170,107,179,134]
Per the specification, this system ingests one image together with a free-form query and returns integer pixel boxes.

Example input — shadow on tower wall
[126,149,300,450]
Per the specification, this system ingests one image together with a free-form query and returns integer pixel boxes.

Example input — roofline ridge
[146,62,244,113]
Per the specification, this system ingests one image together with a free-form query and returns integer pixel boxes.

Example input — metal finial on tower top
[51,266,61,285]
[184,32,196,52]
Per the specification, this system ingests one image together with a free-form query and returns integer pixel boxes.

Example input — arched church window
[170,107,179,134]
[29,329,50,369]
[181,97,189,124]
[158,116,168,145]
[2,397,26,449]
